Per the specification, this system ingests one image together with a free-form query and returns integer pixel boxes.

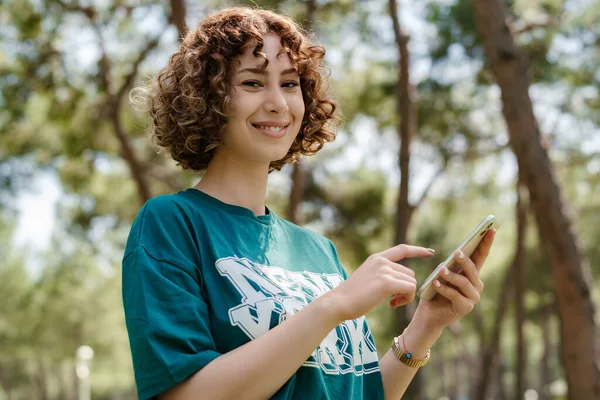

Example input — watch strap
[391,336,430,368]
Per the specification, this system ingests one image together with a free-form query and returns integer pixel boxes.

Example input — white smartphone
[417,215,500,300]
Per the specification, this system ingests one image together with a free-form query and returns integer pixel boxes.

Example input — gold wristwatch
[391,336,430,368]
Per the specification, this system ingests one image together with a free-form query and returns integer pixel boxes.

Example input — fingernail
[434,280,441,288]
[426,248,436,254]
[458,250,464,260]
[443,267,449,276]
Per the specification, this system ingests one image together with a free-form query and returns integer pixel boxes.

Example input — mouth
[251,123,290,138]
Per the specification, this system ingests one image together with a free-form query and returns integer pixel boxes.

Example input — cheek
[290,95,306,120]
[228,88,252,118]
[289,101,306,140]
[227,91,242,116]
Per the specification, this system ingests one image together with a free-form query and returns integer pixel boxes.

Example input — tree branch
[306,0,317,31]
[116,36,162,104]
[169,0,187,41]
[414,158,448,209]
[388,0,409,48]
[70,4,153,204]
[55,0,188,204]
[54,0,95,19]
[511,20,556,35]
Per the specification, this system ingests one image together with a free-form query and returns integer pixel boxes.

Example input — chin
[256,146,293,165]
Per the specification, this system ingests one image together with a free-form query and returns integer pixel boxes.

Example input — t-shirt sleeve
[325,239,349,280]
[122,243,220,399]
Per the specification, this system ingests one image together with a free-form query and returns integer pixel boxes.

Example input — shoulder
[128,193,183,238]
[124,191,201,258]
[140,191,193,220]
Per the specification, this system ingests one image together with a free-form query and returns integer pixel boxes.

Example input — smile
[251,123,290,138]
[254,125,287,132]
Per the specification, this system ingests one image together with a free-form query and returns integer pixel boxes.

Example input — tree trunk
[305,0,317,24]
[473,1,600,398]
[71,360,78,400]
[0,366,12,400]
[449,323,466,399]
[496,360,506,400]
[37,359,48,400]
[169,0,187,40]
[437,347,447,399]
[390,15,412,250]
[514,179,528,400]
[473,247,515,398]
[109,101,152,205]
[471,305,484,399]
[539,304,553,400]
[287,162,304,225]
[286,0,316,225]
[389,0,421,397]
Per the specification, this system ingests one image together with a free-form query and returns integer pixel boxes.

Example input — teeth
[255,125,285,132]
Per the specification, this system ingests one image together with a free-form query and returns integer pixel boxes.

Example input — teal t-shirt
[122,188,384,400]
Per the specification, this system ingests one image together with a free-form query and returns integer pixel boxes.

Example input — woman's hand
[414,229,497,330]
[325,244,435,322]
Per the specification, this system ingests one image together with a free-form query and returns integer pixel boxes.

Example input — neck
[194,150,270,216]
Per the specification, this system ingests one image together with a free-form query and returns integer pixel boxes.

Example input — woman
[123,6,496,400]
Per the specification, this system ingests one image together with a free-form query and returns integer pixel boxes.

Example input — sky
[13,171,62,257]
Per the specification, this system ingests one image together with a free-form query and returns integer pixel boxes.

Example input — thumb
[378,244,435,262]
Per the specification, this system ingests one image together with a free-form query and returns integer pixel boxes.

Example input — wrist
[412,302,447,334]
[312,290,346,327]
[401,315,443,359]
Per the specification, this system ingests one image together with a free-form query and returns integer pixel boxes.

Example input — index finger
[378,244,436,262]
[471,229,497,269]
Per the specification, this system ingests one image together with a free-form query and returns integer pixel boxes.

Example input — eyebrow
[236,67,298,76]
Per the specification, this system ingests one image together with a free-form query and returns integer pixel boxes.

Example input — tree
[286,0,316,225]
[472,0,600,398]
[387,0,424,396]
[514,179,527,400]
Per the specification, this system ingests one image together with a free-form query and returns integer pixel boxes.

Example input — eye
[282,81,300,88]
[242,80,262,88]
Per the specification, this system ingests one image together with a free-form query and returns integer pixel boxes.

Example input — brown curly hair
[139,6,340,172]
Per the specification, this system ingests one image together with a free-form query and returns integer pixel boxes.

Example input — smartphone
[417,215,500,301]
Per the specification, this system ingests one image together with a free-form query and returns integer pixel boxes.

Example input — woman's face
[218,33,305,168]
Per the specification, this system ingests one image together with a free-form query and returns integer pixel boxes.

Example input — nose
[263,87,289,114]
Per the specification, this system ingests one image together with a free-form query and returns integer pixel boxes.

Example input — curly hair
[134,6,340,172]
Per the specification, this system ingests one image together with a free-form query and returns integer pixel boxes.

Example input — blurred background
[1,0,599,399]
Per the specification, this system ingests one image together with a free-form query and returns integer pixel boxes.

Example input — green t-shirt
[122,188,384,400]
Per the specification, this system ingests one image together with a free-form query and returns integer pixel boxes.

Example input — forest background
[1,0,599,399]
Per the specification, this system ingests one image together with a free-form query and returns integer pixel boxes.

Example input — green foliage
[0,227,133,399]
[304,167,389,267]
[427,0,482,62]
[337,60,398,128]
